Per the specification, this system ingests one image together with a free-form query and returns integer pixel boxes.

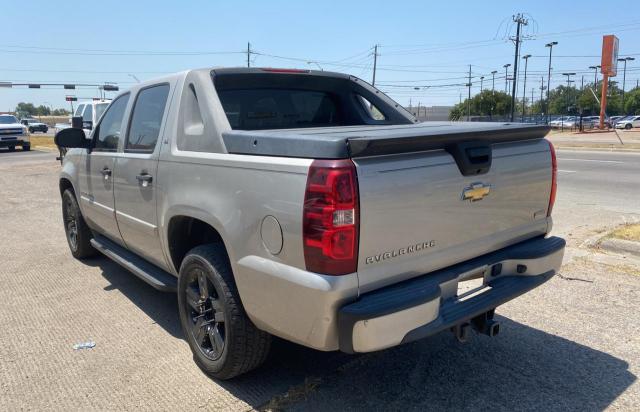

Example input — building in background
[405,105,453,121]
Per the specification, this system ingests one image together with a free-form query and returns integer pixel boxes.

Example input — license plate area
[452,265,494,302]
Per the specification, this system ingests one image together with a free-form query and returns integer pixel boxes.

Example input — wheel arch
[59,177,75,196]
[166,214,231,275]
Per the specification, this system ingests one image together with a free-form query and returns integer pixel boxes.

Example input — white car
[549,116,576,128]
[0,114,30,151]
[615,115,640,129]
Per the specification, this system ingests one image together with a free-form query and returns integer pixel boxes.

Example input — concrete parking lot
[1,148,639,411]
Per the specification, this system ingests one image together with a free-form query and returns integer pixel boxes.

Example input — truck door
[113,84,171,269]
[79,94,130,245]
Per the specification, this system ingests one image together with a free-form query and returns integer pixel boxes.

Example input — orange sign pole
[599,35,619,129]
[599,75,608,129]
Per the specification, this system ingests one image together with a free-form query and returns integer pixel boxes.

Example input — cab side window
[93,94,130,152]
[126,84,170,152]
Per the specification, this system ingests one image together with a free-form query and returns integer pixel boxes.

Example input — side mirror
[83,120,93,130]
[71,116,83,129]
[55,128,88,149]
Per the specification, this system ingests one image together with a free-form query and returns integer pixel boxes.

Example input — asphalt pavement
[0,148,638,411]
[553,149,640,245]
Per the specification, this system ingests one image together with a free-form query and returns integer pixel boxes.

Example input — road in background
[553,149,640,244]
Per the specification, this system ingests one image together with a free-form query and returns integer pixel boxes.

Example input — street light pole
[491,70,497,91]
[503,64,511,93]
[618,57,635,113]
[545,41,558,124]
[540,76,546,122]
[562,73,576,130]
[521,54,531,121]
[588,65,600,87]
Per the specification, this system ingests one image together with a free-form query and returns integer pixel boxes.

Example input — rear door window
[125,84,170,152]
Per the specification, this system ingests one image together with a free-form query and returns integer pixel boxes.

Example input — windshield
[0,115,18,124]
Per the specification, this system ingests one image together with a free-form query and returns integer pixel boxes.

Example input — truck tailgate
[354,138,552,293]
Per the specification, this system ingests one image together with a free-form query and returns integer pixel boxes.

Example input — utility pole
[581,75,584,91]
[545,41,558,124]
[417,101,421,119]
[618,57,635,113]
[372,44,379,87]
[510,14,528,122]
[521,54,531,120]
[503,64,511,93]
[247,42,251,67]
[491,70,497,91]
[480,76,484,93]
[467,65,472,121]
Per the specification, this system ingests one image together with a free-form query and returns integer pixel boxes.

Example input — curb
[552,144,640,153]
[599,238,640,257]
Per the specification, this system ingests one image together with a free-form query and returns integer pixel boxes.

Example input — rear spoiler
[222,123,551,159]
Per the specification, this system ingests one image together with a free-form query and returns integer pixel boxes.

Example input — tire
[61,189,97,259]
[22,144,30,151]
[178,244,271,380]
[625,123,632,130]
[29,127,34,133]
[8,146,15,152]
[43,127,48,133]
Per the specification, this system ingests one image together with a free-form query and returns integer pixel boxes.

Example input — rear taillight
[303,159,359,275]
[547,139,557,216]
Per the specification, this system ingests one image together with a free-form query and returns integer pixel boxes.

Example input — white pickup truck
[55,68,564,379]
[0,114,30,151]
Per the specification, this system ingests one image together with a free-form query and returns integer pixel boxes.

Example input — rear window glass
[217,89,343,130]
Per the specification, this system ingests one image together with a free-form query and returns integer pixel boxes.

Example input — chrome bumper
[338,236,565,353]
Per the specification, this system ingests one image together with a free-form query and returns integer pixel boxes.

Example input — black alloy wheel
[185,267,226,360]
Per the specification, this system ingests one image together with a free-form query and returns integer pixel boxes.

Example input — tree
[35,105,51,116]
[15,102,37,116]
[623,87,640,115]
[547,85,581,115]
[448,90,513,120]
[52,108,70,116]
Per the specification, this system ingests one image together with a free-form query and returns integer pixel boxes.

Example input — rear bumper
[337,236,565,353]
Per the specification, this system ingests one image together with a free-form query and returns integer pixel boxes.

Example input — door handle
[136,173,153,187]
[100,167,112,179]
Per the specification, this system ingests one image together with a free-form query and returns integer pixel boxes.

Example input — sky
[1,0,639,112]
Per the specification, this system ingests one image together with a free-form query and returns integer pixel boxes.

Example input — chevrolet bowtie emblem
[461,182,491,202]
